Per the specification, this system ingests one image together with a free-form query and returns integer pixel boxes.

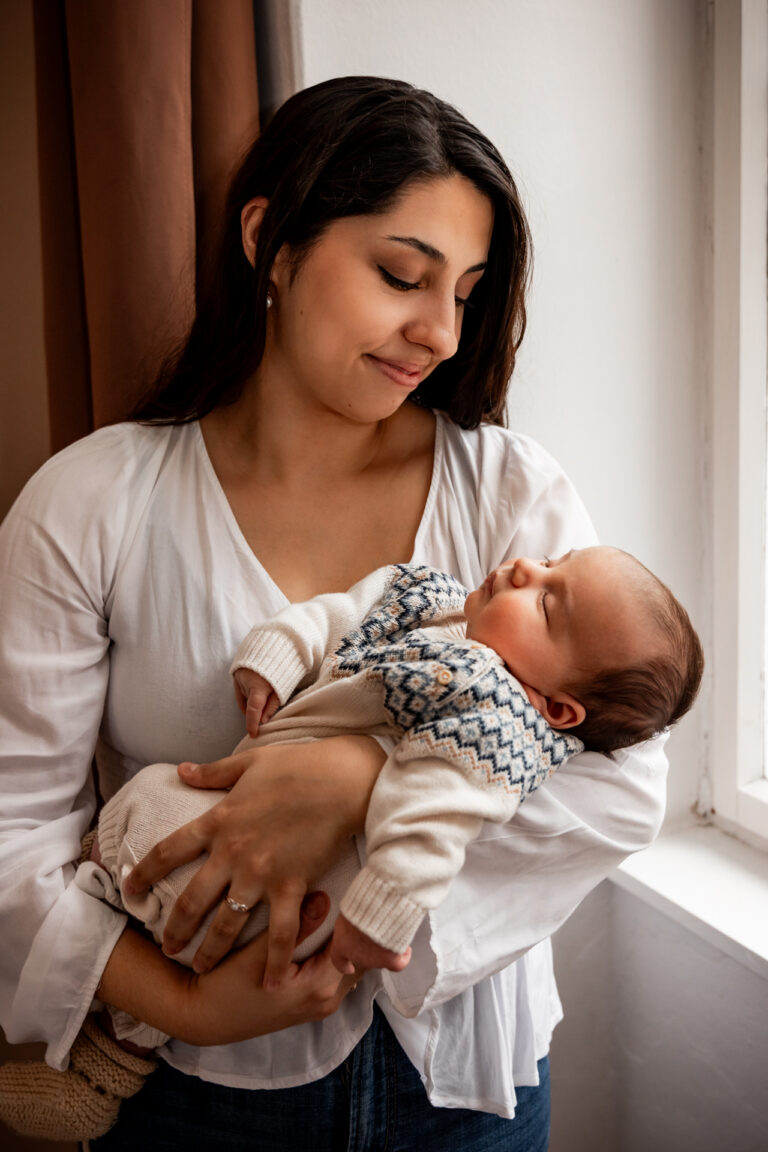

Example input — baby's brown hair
[565,557,704,754]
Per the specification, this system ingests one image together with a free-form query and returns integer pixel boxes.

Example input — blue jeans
[90,1006,550,1151]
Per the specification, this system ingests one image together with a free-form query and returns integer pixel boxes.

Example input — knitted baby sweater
[233,564,582,954]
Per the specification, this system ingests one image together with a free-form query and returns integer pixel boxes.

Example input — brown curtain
[33,0,261,453]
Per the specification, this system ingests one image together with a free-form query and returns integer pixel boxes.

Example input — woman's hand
[99,892,361,1046]
[125,736,385,989]
[178,892,362,1046]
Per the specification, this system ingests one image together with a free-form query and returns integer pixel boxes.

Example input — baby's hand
[233,669,280,737]
[329,913,412,976]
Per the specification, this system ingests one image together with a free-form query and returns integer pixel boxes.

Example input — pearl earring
[266,292,273,309]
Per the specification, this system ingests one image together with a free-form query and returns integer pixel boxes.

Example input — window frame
[709,0,768,844]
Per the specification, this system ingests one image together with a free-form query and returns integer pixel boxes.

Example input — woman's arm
[0,431,381,1063]
[127,735,387,988]
[0,436,147,1066]
[383,733,667,1015]
[97,896,358,1046]
[377,426,669,1016]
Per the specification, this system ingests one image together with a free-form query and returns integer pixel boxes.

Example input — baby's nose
[511,557,539,586]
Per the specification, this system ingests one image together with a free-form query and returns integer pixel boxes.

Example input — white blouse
[0,414,667,1119]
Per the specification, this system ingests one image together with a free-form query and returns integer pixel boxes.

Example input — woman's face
[261,174,494,423]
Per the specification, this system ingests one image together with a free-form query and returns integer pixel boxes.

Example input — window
[709,0,768,843]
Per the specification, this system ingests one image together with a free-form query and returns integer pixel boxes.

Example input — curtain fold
[33,0,260,452]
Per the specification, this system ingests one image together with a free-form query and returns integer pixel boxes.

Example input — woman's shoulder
[435,412,571,493]
[425,412,597,572]
[35,420,178,477]
[5,422,190,540]
[15,423,181,498]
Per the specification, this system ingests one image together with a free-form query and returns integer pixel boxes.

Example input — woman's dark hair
[130,76,532,429]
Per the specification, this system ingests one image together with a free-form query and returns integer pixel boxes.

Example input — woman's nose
[404,295,460,361]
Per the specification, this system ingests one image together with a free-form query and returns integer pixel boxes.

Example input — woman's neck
[202,380,418,489]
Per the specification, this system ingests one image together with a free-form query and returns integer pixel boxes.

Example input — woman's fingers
[187,879,265,972]
[262,878,308,989]
[192,888,329,979]
[191,877,311,979]
[125,818,211,896]
[127,741,385,972]
[163,861,257,959]
[177,753,252,791]
[128,755,257,894]
[179,910,359,1046]
[190,912,253,973]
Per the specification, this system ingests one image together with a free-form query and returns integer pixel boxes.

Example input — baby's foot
[0,1015,156,1141]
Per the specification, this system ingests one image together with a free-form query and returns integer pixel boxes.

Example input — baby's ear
[521,685,586,730]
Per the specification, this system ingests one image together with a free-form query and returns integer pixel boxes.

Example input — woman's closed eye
[377,265,473,309]
[378,265,419,292]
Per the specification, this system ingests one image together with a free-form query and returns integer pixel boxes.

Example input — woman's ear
[241,197,269,268]
[521,685,586,731]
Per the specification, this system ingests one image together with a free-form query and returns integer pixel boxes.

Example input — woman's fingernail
[163,941,181,956]
[179,761,199,773]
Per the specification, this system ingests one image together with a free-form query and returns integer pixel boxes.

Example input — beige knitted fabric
[95,761,361,969]
[79,827,97,863]
[0,1014,156,1141]
[70,761,361,1050]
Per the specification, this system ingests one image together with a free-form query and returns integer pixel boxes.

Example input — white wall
[291,2,768,1148]
[296,0,707,828]
[552,882,768,1152]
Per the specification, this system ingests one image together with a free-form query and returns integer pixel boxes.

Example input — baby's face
[464,546,652,694]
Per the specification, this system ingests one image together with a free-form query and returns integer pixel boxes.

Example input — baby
[0,546,703,1142]
[230,545,703,975]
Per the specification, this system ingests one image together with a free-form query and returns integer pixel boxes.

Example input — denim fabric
[89,1006,550,1151]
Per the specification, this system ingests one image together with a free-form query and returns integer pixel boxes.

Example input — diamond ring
[225,895,251,914]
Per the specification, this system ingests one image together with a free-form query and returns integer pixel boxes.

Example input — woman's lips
[366,355,426,388]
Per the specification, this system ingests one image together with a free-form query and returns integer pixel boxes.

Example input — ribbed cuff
[340,867,425,955]
[229,630,306,705]
[95,792,129,877]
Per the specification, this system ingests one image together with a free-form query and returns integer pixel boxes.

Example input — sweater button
[436,667,453,684]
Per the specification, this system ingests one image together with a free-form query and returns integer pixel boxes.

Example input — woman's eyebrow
[384,234,487,273]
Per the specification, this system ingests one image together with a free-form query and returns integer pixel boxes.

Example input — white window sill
[611,822,768,981]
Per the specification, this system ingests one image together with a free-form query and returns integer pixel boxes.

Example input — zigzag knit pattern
[332,565,480,726]
[335,564,468,655]
[401,677,582,797]
[332,565,582,796]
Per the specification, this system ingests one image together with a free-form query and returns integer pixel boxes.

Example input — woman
[0,77,666,1149]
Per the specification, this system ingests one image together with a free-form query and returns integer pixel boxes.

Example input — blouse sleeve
[383,428,668,1015]
[0,432,154,1067]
